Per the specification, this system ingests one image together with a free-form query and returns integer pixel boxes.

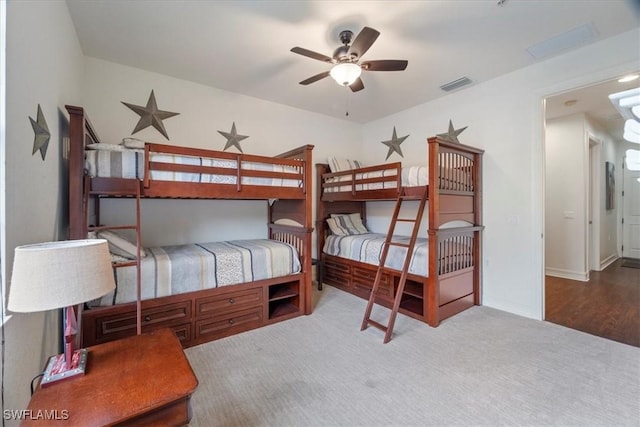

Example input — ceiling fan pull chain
[345,89,349,117]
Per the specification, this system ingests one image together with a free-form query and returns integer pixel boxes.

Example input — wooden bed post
[66,106,86,240]
[302,145,314,315]
[473,151,483,305]
[427,138,441,327]
[315,164,328,265]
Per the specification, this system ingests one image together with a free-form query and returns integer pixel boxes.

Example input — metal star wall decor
[121,90,179,140]
[218,122,249,153]
[381,126,409,160]
[29,104,51,160]
[437,120,467,144]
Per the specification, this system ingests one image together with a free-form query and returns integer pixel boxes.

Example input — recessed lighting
[618,74,639,83]
[564,99,577,107]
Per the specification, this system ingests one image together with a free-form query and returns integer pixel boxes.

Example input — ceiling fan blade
[299,71,330,85]
[361,60,408,71]
[291,47,334,63]
[349,77,364,92]
[348,27,380,58]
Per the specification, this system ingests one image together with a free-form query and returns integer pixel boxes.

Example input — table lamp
[8,239,116,387]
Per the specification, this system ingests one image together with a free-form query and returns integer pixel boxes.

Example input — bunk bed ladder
[85,180,143,336]
[360,186,427,343]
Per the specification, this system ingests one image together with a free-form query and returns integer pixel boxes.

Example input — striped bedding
[325,165,427,192]
[325,161,473,193]
[85,150,301,187]
[93,239,301,306]
[323,233,428,277]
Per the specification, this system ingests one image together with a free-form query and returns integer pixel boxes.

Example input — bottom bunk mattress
[323,233,428,276]
[94,239,301,306]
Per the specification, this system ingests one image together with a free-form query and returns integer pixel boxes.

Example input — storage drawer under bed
[195,286,263,318]
[352,266,393,298]
[323,257,351,287]
[82,300,192,347]
[194,306,264,344]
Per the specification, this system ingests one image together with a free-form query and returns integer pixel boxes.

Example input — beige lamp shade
[8,239,116,313]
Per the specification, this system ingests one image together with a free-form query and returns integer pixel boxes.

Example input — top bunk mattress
[85,148,302,187]
[325,165,427,192]
[322,150,476,195]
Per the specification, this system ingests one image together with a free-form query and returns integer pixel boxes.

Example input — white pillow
[87,231,140,262]
[273,218,303,227]
[439,220,474,229]
[326,218,347,236]
[328,157,364,173]
[328,213,369,235]
[122,138,146,149]
[86,143,127,151]
[97,229,146,259]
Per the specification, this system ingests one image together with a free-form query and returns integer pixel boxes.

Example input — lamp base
[41,348,88,388]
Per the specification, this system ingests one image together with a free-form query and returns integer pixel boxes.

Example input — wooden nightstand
[22,328,198,426]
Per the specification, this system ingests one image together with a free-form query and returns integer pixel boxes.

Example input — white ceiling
[546,77,640,142]
[65,0,639,124]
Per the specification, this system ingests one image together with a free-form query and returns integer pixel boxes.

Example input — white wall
[3,0,84,419]
[361,28,640,320]
[585,117,620,267]
[545,115,587,280]
[82,58,362,247]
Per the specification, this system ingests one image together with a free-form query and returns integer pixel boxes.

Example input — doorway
[543,75,640,346]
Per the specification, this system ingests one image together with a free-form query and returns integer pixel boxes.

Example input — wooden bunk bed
[316,137,483,328]
[66,105,314,348]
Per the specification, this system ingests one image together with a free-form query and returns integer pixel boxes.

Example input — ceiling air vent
[440,77,472,92]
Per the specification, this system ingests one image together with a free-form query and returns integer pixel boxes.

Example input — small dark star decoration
[29,104,50,160]
[121,90,179,140]
[381,126,409,160]
[437,120,467,144]
[218,122,249,153]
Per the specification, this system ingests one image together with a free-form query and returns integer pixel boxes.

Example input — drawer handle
[228,298,235,304]
[144,315,151,322]
[228,319,234,325]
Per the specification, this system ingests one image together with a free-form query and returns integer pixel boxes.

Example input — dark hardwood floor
[545,258,640,347]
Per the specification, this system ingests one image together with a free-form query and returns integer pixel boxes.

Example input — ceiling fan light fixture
[330,63,362,86]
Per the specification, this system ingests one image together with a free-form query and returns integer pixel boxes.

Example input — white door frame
[0,0,6,318]
[588,135,602,272]
[622,152,640,259]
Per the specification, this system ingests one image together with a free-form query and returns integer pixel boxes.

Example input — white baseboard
[598,254,618,271]
[482,296,542,321]
[545,267,589,281]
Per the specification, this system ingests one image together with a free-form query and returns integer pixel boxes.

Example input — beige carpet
[185,286,640,426]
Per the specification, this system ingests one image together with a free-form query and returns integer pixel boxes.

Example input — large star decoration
[29,104,51,160]
[218,122,249,153]
[121,90,179,140]
[437,120,468,144]
[381,126,409,160]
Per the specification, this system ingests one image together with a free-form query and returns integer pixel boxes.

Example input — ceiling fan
[291,26,408,92]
